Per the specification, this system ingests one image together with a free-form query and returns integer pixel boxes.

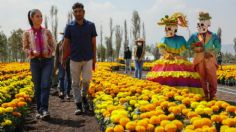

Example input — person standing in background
[134,38,145,79]
[124,46,132,74]
[55,33,66,100]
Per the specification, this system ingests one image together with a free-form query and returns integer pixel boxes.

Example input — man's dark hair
[72,2,84,10]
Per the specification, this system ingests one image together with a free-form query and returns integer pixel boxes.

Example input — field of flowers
[1,62,236,132]
[90,63,236,132]
[0,63,33,131]
[217,65,236,86]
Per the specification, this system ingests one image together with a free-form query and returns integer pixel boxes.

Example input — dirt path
[23,89,101,132]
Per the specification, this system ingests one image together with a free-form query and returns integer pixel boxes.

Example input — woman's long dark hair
[28,9,39,27]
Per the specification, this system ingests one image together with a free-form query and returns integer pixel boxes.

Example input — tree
[124,20,129,51]
[217,27,222,46]
[105,37,113,61]
[142,22,146,44]
[97,44,106,62]
[152,47,160,60]
[222,52,236,63]
[0,31,8,62]
[132,10,141,41]
[98,25,106,61]
[44,16,48,29]
[115,25,123,59]
[106,18,114,61]
[8,29,25,62]
[145,45,152,53]
[50,5,58,42]
[149,44,160,60]
[145,44,160,60]
[234,38,236,54]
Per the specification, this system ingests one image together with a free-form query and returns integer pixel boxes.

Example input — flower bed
[217,65,236,86]
[0,63,33,131]
[89,62,236,132]
[1,62,236,131]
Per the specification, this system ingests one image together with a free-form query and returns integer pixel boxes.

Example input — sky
[0,0,236,48]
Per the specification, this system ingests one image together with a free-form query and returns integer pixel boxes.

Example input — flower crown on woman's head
[158,12,188,27]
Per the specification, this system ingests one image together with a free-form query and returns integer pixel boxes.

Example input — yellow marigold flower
[165,123,177,132]
[4,119,12,126]
[5,107,13,113]
[226,106,236,113]
[211,115,222,123]
[204,107,213,115]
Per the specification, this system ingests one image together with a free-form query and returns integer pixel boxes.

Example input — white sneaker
[41,111,50,120]
[35,113,42,119]
[74,109,82,115]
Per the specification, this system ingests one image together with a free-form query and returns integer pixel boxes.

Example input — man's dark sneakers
[75,102,83,115]
[82,97,88,110]
[82,96,92,114]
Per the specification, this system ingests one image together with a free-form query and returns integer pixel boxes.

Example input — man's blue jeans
[134,60,143,79]
[64,58,71,94]
[125,59,132,73]
[58,64,65,92]
[58,59,71,94]
[30,58,53,113]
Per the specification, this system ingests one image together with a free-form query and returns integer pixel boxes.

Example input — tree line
[97,10,160,62]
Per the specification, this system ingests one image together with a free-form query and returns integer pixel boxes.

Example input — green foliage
[105,37,113,61]
[50,5,58,42]
[0,31,8,62]
[132,10,141,40]
[115,25,123,59]
[97,44,106,62]
[146,44,161,60]
[8,29,25,62]
[222,52,236,64]
[124,20,129,51]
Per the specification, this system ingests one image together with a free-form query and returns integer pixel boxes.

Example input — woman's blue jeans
[134,60,143,79]
[30,58,53,113]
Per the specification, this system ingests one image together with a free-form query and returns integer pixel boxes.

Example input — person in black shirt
[134,38,145,79]
[124,46,132,73]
